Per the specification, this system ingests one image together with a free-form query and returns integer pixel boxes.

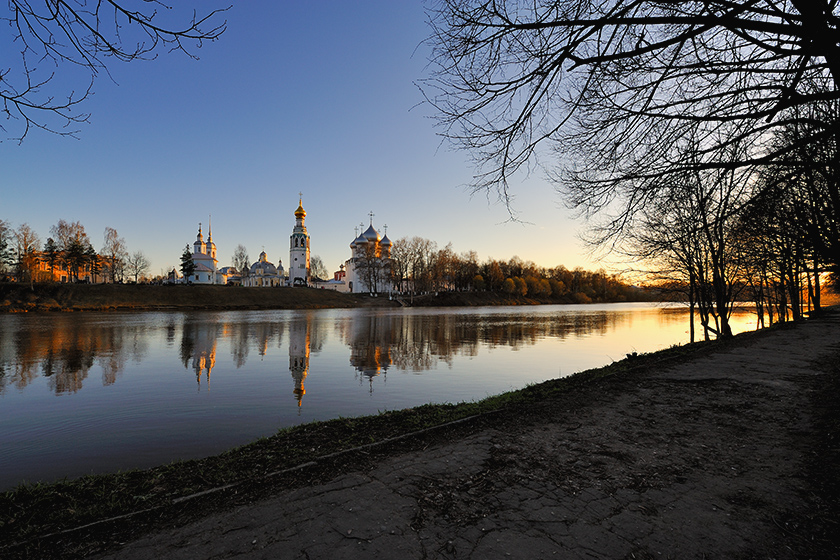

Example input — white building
[289,198,311,286]
[186,222,236,285]
[188,223,221,284]
[344,219,392,294]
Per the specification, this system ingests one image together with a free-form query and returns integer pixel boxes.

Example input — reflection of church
[180,319,219,388]
[347,314,393,390]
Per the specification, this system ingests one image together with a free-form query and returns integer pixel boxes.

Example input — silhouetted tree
[43,237,60,280]
[180,245,196,282]
[3,1,227,141]
[427,1,840,216]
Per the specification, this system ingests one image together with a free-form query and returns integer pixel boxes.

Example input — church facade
[188,223,227,284]
[344,219,392,294]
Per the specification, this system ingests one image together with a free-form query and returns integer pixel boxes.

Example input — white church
[186,222,230,285]
[343,216,393,294]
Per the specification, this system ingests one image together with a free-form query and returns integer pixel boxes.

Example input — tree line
[382,236,647,303]
[0,219,150,285]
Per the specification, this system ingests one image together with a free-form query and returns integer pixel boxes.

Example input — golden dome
[295,199,306,218]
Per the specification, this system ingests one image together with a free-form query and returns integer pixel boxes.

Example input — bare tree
[232,244,249,280]
[101,227,127,283]
[426,1,840,242]
[50,219,89,251]
[354,243,386,294]
[310,255,329,281]
[0,219,14,275]
[2,2,227,141]
[126,251,150,283]
[14,223,41,287]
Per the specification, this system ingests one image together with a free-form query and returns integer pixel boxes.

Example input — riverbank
[0,283,654,313]
[0,283,363,312]
[1,308,837,559]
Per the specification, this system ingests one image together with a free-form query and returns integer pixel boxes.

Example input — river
[0,302,756,490]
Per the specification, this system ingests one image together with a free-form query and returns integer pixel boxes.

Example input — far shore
[0,282,656,313]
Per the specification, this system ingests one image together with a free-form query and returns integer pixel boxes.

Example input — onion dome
[353,233,368,246]
[295,200,306,219]
[380,234,392,247]
[362,224,379,242]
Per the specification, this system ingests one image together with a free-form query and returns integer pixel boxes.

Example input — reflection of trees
[0,315,151,394]
[344,311,617,377]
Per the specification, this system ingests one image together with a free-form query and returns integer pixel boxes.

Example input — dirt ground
[52,311,840,558]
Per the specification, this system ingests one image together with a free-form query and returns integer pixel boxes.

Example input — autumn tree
[2,2,227,141]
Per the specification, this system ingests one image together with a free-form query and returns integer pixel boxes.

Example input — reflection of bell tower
[289,318,311,407]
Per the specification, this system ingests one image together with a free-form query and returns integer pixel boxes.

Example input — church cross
[368,211,375,224]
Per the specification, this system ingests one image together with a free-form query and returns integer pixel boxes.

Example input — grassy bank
[0,324,778,559]
[0,283,653,313]
[0,283,361,312]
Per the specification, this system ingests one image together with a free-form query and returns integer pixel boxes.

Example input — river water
[0,303,756,490]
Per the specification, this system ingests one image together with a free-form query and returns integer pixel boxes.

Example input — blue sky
[2,2,595,278]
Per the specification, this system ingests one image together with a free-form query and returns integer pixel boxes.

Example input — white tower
[289,196,310,286]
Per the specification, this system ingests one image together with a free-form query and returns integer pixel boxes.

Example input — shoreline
[0,283,655,313]
[2,309,838,558]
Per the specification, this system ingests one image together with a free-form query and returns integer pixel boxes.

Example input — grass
[0,283,361,312]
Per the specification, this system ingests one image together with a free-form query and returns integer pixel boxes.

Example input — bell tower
[289,194,310,286]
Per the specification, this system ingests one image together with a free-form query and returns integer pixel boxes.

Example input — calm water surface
[0,303,756,490]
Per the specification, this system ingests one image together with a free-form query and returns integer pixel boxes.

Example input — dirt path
[92,313,840,559]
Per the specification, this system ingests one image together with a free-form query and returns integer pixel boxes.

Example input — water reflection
[0,308,630,399]
[1,304,757,490]
[342,311,615,379]
[0,315,150,394]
